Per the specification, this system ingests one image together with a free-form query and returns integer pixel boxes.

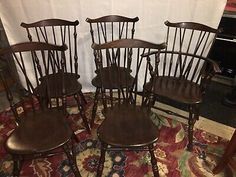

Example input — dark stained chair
[86,15,139,128]
[213,130,236,174]
[143,21,221,151]
[0,42,81,177]
[91,39,166,177]
[21,19,90,133]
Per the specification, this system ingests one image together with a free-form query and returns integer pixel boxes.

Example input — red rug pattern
[0,94,235,177]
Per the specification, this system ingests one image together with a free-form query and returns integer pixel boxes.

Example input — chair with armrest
[143,21,221,151]
[21,19,90,133]
[91,38,166,177]
[86,15,139,128]
[0,42,81,177]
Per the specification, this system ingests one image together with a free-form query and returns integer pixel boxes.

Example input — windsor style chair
[0,42,81,177]
[143,21,221,151]
[92,39,166,177]
[86,15,139,127]
[21,19,90,133]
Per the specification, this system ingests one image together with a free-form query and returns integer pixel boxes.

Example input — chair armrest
[141,42,167,57]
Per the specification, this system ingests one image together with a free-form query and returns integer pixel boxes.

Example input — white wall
[0,0,227,92]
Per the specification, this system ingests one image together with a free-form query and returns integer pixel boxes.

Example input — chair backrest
[0,42,67,123]
[21,19,79,75]
[92,39,166,105]
[86,15,139,44]
[157,21,220,83]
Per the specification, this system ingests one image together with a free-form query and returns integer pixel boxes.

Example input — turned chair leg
[74,94,91,134]
[187,104,199,151]
[63,141,81,177]
[187,105,194,151]
[97,143,107,177]
[79,90,87,105]
[91,88,100,128]
[148,144,160,177]
[12,155,22,177]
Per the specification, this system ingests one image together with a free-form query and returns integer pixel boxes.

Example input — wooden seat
[86,15,139,128]
[92,66,134,88]
[6,109,72,154]
[0,42,81,177]
[21,19,90,133]
[142,21,221,151]
[37,73,82,98]
[144,76,202,104]
[91,39,166,177]
[98,104,159,147]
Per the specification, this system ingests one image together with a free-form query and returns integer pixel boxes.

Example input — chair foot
[186,143,193,151]
[73,132,80,143]
[96,143,107,177]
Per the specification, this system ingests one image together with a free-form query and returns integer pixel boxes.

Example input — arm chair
[143,21,221,151]
[21,19,90,133]
[0,42,81,177]
[86,15,139,128]
[91,39,166,177]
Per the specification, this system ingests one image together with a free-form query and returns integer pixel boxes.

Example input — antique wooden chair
[0,42,81,177]
[92,39,166,177]
[21,19,90,133]
[86,15,139,127]
[143,21,221,151]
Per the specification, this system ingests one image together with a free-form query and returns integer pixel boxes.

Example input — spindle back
[21,19,79,75]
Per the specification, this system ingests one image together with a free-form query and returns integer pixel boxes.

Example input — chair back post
[92,39,166,106]
[86,15,139,43]
[0,67,20,124]
[86,15,139,72]
[0,42,68,112]
[21,19,79,76]
[160,21,220,84]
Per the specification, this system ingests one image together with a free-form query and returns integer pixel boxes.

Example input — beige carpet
[153,102,235,140]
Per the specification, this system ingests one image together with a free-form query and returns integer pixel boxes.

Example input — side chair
[86,15,139,128]
[142,21,221,151]
[0,42,81,177]
[21,19,90,133]
[91,39,166,177]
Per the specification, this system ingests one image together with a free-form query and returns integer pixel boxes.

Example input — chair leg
[63,141,81,177]
[96,143,107,177]
[79,90,87,105]
[101,88,107,112]
[73,132,80,143]
[91,88,100,128]
[187,105,198,151]
[12,155,22,177]
[74,94,91,134]
[148,144,160,177]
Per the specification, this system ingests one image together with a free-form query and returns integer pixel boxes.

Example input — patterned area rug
[0,94,235,177]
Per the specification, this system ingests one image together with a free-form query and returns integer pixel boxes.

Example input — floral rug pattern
[0,94,235,177]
